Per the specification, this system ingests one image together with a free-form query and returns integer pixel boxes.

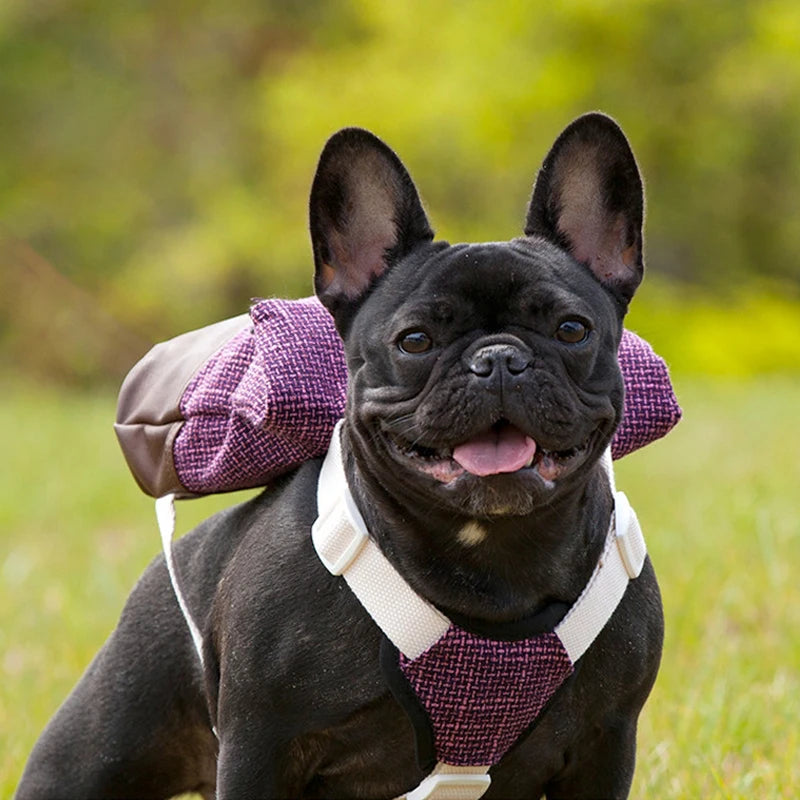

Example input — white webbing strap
[313,421,450,660]
[155,493,206,667]
[554,489,646,662]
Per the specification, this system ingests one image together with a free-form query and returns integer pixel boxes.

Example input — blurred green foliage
[627,278,800,375]
[1,0,799,383]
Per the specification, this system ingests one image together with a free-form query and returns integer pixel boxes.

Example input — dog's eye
[555,320,590,345]
[398,331,433,354]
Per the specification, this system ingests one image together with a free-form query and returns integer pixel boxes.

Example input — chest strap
[312,421,646,800]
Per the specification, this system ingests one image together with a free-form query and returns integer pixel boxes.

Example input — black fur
[16,114,663,800]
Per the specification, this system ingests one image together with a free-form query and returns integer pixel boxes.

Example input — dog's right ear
[309,128,434,330]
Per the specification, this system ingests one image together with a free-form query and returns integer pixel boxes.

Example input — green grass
[2,376,798,797]
[617,376,800,798]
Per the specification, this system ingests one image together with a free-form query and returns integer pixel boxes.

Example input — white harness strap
[155,493,206,667]
[555,489,645,662]
[312,421,648,800]
[313,422,450,659]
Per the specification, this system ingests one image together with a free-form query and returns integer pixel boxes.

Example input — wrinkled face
[346,238,624,517]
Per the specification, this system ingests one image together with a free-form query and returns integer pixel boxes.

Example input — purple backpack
[115,296,681,499]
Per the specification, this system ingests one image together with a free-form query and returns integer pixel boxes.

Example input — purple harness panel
[398,625,574,766]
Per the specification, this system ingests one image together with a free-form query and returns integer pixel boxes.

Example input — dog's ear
[525,113,644,307]
[310,128,434,327]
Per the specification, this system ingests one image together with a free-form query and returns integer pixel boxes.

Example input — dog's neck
[342,426,614,625]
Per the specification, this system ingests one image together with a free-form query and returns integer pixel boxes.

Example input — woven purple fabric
[174,298,347,493]
[173,296,680,494]
[613,329,682,459]
[399,626,574,766]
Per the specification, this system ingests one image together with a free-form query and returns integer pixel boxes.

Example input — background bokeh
[2,1,799,796]
[2,0,800,383]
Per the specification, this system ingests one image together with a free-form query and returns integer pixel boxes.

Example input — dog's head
[310,114,644,519]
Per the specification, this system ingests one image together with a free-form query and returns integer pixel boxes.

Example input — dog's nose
[468,344,530,377]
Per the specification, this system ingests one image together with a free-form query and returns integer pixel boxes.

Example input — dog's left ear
[525,113,644,307]
[309,128,434,328]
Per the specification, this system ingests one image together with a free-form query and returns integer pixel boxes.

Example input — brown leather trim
[113,421,185,498]
[115,314,251,496]
[116,314,250,426]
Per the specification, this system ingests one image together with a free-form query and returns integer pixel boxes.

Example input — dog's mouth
[386,420,592,487]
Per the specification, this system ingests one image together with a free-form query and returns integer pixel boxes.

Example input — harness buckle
[312,495,368,575]
[405,770,491,800]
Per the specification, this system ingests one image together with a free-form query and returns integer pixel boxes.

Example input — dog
[16,113,663,799]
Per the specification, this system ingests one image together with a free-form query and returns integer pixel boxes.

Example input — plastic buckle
[406,772,492,800]
[614,491,646,579]
[311,496,368,576]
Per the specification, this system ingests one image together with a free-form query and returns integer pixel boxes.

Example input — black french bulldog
[16,113,663,799]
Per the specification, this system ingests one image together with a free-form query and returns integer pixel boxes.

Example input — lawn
[2,376,798,797]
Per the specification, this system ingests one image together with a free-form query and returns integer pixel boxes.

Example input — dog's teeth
[523,454,535,468]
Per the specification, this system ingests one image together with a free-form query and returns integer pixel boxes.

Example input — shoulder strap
[313,421,450,659]
[554,489,646,662]
[155,493,206,667]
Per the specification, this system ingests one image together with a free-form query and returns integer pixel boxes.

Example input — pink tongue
[452,426,537,477]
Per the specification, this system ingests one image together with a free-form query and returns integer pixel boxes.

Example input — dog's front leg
[542,717,638,800]
[215,726,289,800]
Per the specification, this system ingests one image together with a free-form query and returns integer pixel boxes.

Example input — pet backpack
[115,296,681,500]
